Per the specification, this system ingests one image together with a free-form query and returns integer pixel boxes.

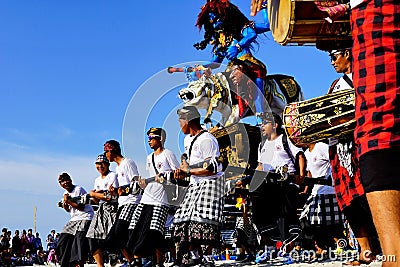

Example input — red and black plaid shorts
[351,0,400,157]
[329,137,365,210]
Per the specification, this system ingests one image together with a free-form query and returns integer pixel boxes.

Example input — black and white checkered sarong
[61,219,91,235]
[235,217,258,238]
[86,202,118,239]
[300,194,344,225]
[174,176,225,225]
[129,203,168,235]
[118,203,137,221]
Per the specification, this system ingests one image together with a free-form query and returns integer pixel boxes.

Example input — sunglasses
[148,135,161,141]
[262,120,273,125]
[330,52,343,62]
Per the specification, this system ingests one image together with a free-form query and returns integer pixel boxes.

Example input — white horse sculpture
[178,72,304,126]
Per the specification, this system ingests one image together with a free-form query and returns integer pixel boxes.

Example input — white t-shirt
[304,142,335,195]
[64,185,94,221]
[93,171,118,204]
[350,0,366,8]
[258,134,303,173]
[141,149,180,205]
[116,158,141,206]
[184,131,223,183]
[331,73,353,93]
[329,73,353,146]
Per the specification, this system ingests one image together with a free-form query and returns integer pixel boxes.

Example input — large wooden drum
[268,0,352,49]
[212,122,261,171]
[283,89,355,147]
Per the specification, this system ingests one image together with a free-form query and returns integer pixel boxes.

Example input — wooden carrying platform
[212,123,261,173]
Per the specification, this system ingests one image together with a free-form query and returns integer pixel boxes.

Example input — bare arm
[62,194,85,212]
[250,0,264,16]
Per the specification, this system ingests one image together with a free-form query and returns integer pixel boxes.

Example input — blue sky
[0,1,339,236]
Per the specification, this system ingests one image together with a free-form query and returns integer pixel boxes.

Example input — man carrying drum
[56,173,94,267]
[327,48,379,265]
[252,112,306,263]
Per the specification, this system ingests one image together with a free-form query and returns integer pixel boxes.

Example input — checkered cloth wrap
[234,216,258,246]
[164,226,173,239]
[352,0,400,157]
[118,203,137,221]
[235,216,258,237]
[300,194,345,225]
[61,219,91,235]
[86,202,118,239]
[329,136,365,210]
[128,203,168,235]
[173,176,225,225]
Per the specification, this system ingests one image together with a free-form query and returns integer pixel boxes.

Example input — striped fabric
[61,219,91,235]
[86,202,118,239]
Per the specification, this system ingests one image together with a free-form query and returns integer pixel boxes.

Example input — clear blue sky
[0,1,339,237]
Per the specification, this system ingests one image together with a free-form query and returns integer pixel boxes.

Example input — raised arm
[250,0,265,16]
[226,26,258,61]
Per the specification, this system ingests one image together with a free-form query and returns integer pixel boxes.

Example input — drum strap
[151,153,159,175]
[282,133,296,167]
[327,78,340,94]
[342,74,354,88]
[188,130,207,159]
[327,75,353,94]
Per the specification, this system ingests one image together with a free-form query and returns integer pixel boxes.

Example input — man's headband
[104,143,115,151]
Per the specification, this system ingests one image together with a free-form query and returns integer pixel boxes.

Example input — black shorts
[360,147,400,193]
[250,182,299,235]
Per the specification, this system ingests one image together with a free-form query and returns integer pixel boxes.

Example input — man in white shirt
[86,154,119,267]
[103,140,140,265]
[252,112,306,262]
[127,127,180,267]
[173,106,224,267]
[327,49,379,265]
[56,173,94,267]
[300,142,344,255]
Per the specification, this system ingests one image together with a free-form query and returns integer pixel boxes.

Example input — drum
[268,0,352,49]
[283,89,355,147]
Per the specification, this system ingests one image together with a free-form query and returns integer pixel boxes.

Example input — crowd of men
[55,106,227,267]
[54,84,379,267]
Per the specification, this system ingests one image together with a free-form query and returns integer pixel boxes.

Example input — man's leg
[92,248,105,267]
[367,190,400,266]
